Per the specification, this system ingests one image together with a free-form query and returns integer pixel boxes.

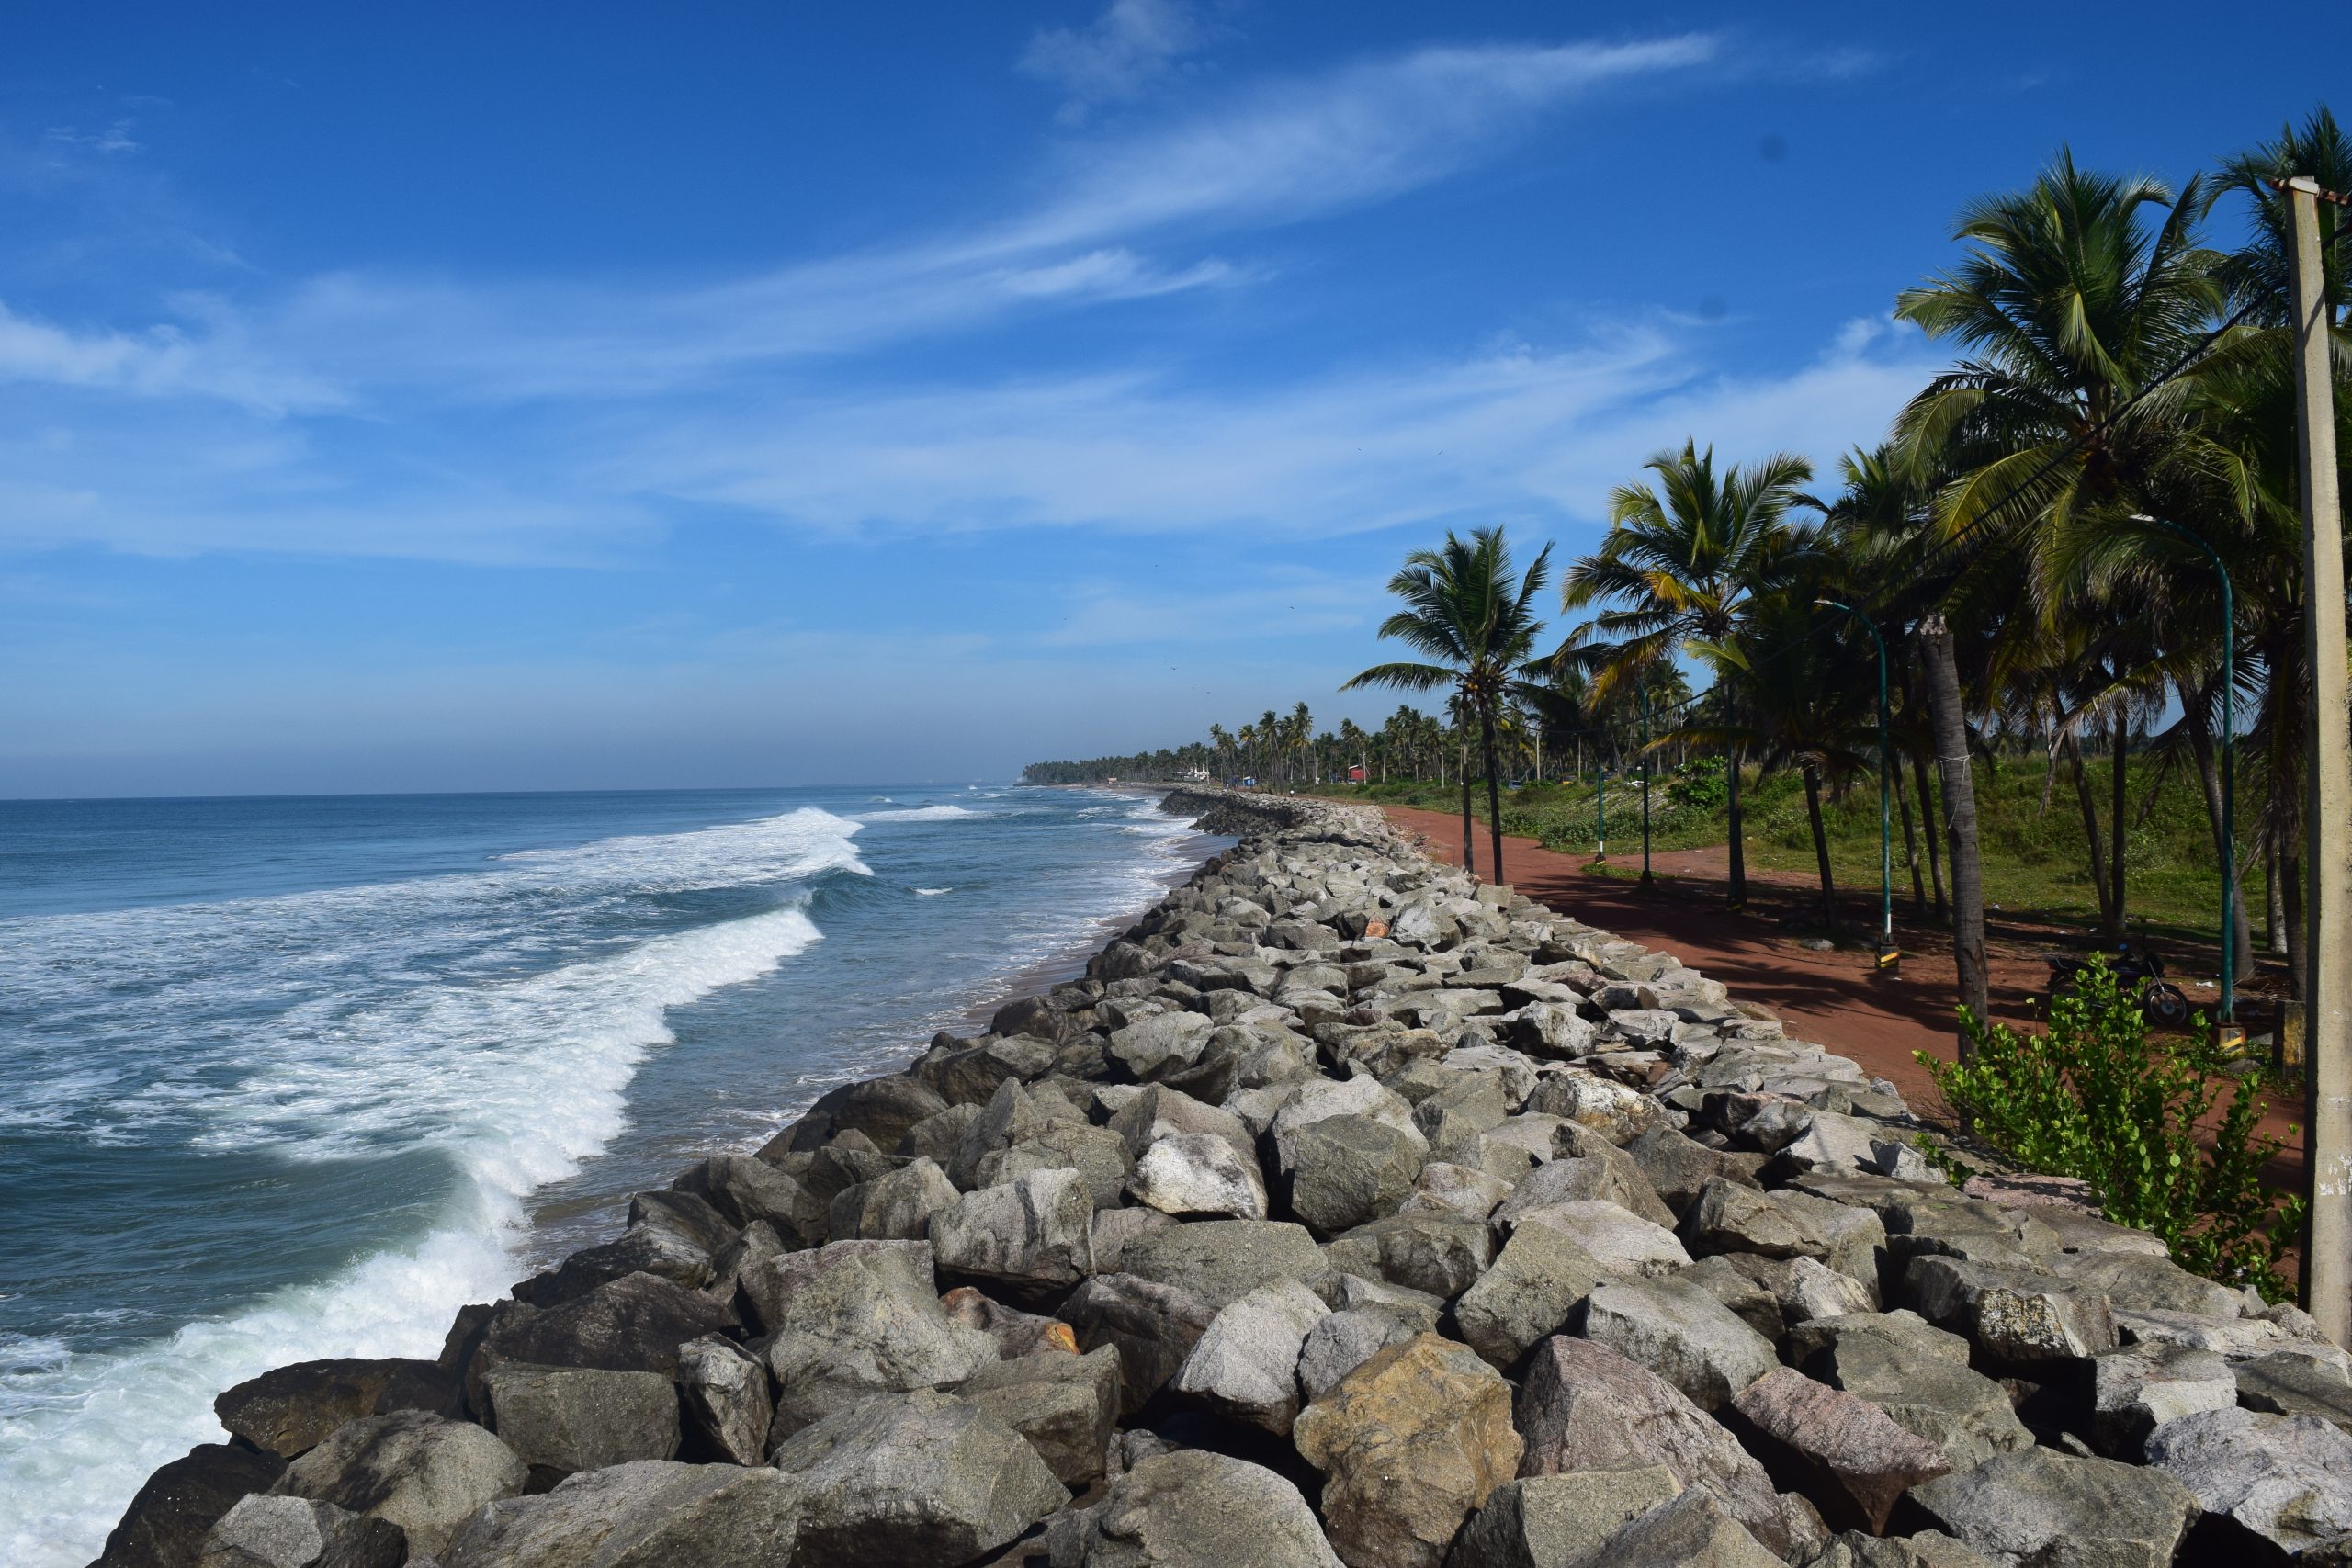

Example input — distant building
[1346,764,1367,783]
[1179,767,1210,781]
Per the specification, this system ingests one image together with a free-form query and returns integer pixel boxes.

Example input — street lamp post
[1594,741,1606,863]
[2134,515,2238,1038]
[1640,683,1654,886]
[1819,600,1898,970]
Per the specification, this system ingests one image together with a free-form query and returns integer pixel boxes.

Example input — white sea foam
[0,807,859,1568]
[856,804,979,822]
[914,886,953,897]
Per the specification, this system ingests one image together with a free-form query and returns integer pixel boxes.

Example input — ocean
[0,783,1204,1566]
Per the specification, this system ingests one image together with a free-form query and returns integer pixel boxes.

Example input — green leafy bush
[1917,958,2302,1301]
[1664,757,1728,811]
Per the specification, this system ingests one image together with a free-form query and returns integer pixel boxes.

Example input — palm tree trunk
[1803,761,1835,924]
[1897,762,1927,912]
[1458,738,1475,877]
[2267,830,2284,952]
[2177,680,2256,969]
[1480,706,1506,886]
[2285,850,2305,1000]
[1910,743,1948,920]
[2108,711,2129,939]
[2064,734,2114,928]
[1920,615,1989,1045]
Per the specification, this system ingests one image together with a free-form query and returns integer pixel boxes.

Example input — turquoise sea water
[0,784,1201,1565]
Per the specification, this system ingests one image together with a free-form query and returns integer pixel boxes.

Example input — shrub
[1917,958,2302,1301]
[1664,757,1728,811]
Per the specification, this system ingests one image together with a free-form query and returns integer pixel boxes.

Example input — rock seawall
[99,786,2352,1568]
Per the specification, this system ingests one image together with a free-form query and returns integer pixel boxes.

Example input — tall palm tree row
[1025,108,2351,1044]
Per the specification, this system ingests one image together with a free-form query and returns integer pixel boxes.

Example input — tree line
[1029,111,2349,1020]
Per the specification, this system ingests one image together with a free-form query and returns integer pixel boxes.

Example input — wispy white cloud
[23,33,1713,409]
[0,298,338,412]
[597,314,1935,543]
[1021,0,1220,123]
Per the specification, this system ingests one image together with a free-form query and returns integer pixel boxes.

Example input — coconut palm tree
[1344,526,1554,884]
[1561,440,1815,908]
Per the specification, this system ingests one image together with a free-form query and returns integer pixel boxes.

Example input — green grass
[1311,753,2265,941]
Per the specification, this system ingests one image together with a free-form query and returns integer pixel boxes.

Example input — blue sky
[3,1,2342,795]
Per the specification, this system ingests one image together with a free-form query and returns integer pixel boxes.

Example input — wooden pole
[2287,175,2351,1342]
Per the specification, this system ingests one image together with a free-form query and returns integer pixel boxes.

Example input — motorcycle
[2041,936,2190,1029]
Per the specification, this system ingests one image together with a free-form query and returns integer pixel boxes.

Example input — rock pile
[102,786,2351,1568]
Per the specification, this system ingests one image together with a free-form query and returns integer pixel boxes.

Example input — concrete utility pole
[2286,175,2352,1343]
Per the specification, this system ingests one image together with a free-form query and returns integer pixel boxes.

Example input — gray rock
[1905,1255,2117,1365]
[1804,1531,2001,1568]
[1397,1162,1512,1224]
[470,1272,737,1404]
[758,1241,997,1435]
[1319,1213,1495,1299]
[1681,1255,1786,1340]
[482,1364,680,1476]
[93,1441,288,1568]
[1509,1200,1690,1278]
[440,1459,803,1568]
[674,1154,824,1245]
[1681,1177,1830,1259]
[769,1387,1067,1568]
[1108,1011,1215,1078]
[948,1078,1069,1190]
[1110,1085,1256,1169]
[1129,1132,1267,1220]
[920,1034,1059,1105]
[979,1123,1136,1211]
[929,1167,1096,1302]
[214,1359,453,1461]
[1058,1273,1219,1416]
[1043,1450,1342,1567]
[1271,1073,1422,1156]
[790,1074,952,1150]
[955,1346,1122,1485]
[1514,1336,1794,1557]
[1506,1002,1597,1060]
[899,1102,989,1165]
[1730,1367,1950,1534]
[1902,1448,2196,1568]
[1581,1277,1781,1411]
[828,1157,961,1241]
[271,1411,526,1559]
[1116,1219,1326,1309]
[2142,1405,2352,1562]
[677,1335,772,1466]
[2086,1342,2234,1458]
[1444,1467,1682,1568]
[1284,1113,1430,1235]
[1491,1147,1676,1230]
[2235,1349,2352,1430]
[1523,1071,1671,1144]
[1088,1206,1174,1274]
[1792,1319,2032,1472]
[197,1496,405,1568]
[1624,1128,1762,1216]
[1170,1279,1329,1434]
[1297,1309,1423,1402]
[1452,1224,1605,1371]
[1582,1490,1781,1568]
[1313,1272,1447,1329]
[2048,1249,2247,1318]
